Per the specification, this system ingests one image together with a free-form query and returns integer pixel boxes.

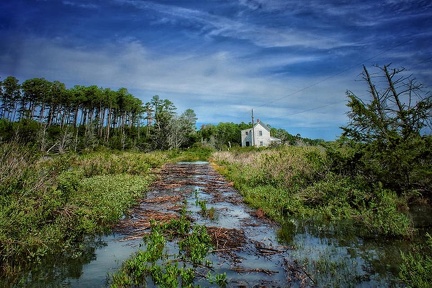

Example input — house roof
[255,120,271,132]
[240,120,271,133]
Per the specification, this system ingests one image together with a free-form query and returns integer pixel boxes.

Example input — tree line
[0,76,199,152]
[0,75,319,153]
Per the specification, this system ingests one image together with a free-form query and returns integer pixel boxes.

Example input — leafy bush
[341,65,432,197]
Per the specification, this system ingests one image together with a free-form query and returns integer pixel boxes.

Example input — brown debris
[284,258,316,287]
[253,240,288,255]
[255,208,265,218]
[115,210,180,241]
[113,162,292,285]
[142,195,181,203]
[207,227,246,250]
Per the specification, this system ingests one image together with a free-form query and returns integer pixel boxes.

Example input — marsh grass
[0,144,169,279]
[167,145,214,162]
[211,146,412,238]
[212,145,419,286]
[194,192,217,220]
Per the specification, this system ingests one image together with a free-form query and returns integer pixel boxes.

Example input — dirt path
[114,162,312,287]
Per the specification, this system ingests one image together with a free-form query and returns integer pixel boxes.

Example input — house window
[245,131,248,135]
[260,141,264,146]
[259,130,263,136]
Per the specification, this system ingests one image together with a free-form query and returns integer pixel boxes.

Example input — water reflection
[65,235,142,287]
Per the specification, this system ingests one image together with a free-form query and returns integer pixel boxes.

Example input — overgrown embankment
[0,144,171,279]
[211,145,413,238]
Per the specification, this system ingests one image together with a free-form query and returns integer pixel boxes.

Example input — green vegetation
[194,189,217,220]
[110,213,227,288]
[340,65,432,198]
[212,146,412,237]
[211,64,432,286]
[166,144,215,162]
[198,121,322,150]
[213,64,431,239]
[0,144,169,279]
[399,233,432,288]
[0,77,199,151]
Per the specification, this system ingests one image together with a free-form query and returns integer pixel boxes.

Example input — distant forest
[0,76,320,152]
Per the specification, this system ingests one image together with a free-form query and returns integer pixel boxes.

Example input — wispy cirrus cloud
[62,1,99,9]
[116,0,351,50]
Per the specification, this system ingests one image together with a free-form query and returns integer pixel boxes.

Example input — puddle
[66,236,142,287]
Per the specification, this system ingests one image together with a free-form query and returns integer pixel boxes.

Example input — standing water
[6,162,428,287]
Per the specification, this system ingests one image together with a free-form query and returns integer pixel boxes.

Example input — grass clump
[167,145,214,162]
[110,214,226,288]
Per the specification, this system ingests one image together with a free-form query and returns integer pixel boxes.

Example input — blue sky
[1,0,431,140]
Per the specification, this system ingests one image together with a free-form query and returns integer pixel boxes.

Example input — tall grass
[211,145,412,238]
[0,143,169,278]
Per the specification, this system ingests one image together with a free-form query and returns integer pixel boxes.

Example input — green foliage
[199,122,245,149]
[167,144,215,162]
[341,65,432,197]
[0,145,167,277]
[179,225,212,265]
[270,127,325,146]
[399,233,432,287]
[212,145,413,237]
[71,174,152,234]
[360,187,412,237]
[0,77,200,152]
[207,271,227,287]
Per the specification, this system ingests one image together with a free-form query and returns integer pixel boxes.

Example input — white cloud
[0,35,360,139]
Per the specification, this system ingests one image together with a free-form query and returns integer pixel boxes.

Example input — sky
[1,0,431,140]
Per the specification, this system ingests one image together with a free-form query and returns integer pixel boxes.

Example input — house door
[246,141,250,147]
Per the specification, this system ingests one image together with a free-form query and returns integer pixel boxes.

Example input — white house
[241,120,281,147]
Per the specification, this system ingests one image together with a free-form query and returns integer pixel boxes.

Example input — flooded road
[62,161,407,287]
[111,162,296,287]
